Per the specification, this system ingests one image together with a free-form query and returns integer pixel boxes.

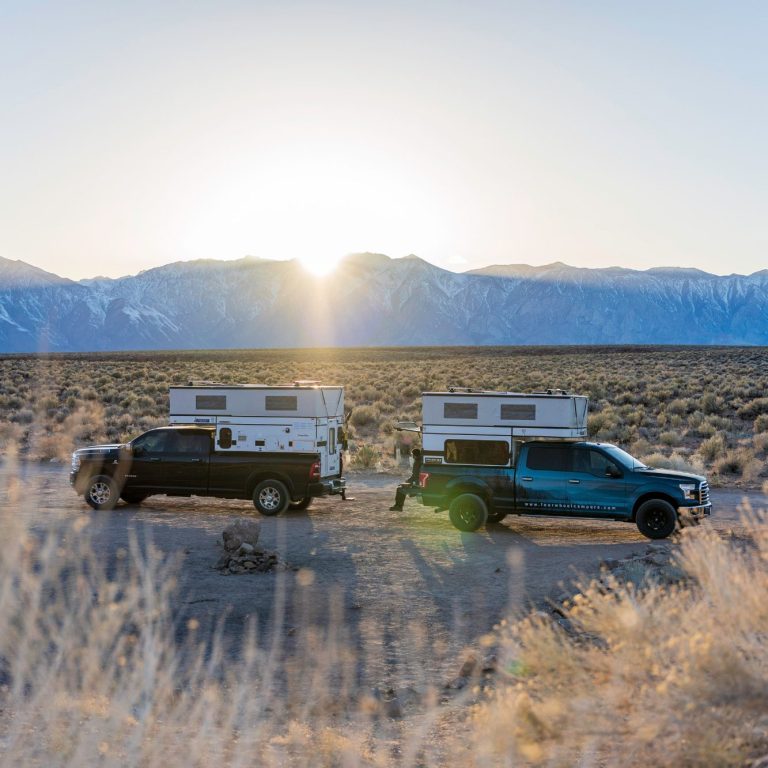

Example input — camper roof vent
[186,380,248,387]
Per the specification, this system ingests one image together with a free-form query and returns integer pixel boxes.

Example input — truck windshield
[601,444,647,470]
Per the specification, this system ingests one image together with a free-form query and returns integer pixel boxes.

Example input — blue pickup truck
[419,440,711,538]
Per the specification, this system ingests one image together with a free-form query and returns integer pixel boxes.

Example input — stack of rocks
[214,519,289,574]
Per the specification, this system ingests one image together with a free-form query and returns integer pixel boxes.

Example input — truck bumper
[308,477,346,498]
[70,471,84,493]
[678,503,712,521]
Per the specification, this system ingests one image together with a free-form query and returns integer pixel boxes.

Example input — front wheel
[448,493,488,532]
[252,479,290,516]
[288,497,313,511]
[84,475,120,511]
[635,499,677,539]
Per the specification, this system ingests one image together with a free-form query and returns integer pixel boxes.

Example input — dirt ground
[4,461,764,692]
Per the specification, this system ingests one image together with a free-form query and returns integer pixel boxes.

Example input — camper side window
[444,440,509,466]
[329,428,336,454]
[218,428,233,449]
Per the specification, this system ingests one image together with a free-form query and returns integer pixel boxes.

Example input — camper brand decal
[523,501,619,512]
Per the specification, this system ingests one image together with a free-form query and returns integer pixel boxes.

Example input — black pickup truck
[70,425,343,514]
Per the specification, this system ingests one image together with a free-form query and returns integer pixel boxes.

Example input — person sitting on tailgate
[389,448,422,511]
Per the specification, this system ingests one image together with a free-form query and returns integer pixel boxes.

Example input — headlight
[679,483,697,500]
[71,453,81,472]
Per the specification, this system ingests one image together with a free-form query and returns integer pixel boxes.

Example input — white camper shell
[169,383,345,479]
[420,389,589,466]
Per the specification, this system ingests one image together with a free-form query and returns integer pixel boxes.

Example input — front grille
[699,481,710,505]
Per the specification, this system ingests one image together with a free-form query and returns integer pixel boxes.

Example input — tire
[252,479,290,516]
[486,508,508,524]
[84,475,120,511]
[120,493,148,505]
[635,499,677,539]
[288,496,313,511]
[448,493,488,532]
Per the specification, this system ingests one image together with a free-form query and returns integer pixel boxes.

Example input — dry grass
[1,449,768,766]
[1,346,767,484]
[473,514,768,766]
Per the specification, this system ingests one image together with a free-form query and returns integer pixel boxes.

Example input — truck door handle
[189,458,203,463]
[148,457,161,462]
[569,479,581,484]
[520,476,533,482]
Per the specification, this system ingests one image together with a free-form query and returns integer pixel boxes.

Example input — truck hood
[634,467,706,483]
[75,443,126,459]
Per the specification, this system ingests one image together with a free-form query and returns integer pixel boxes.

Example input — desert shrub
[640,452,703,473]
[755,414,768,433]
[699,433,727,462]
[665,398,690,415]
[700,392,723,414]
[659,430,681,447]
[695,420,718,438]
[738,397,768,420]
[351,444,379,469]
[754,432,768,455]
[714,450,745,476]
[349,405,379,428]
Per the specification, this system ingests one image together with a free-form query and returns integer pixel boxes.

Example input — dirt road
[4,461,764,689]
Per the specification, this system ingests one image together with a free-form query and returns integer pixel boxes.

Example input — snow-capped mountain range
[1,253,767,351]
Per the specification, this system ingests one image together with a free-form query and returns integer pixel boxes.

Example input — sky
[0,0,766,279]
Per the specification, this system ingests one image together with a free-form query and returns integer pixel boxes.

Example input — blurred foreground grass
[1,448,767,766]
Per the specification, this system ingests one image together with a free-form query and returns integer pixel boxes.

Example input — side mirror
[606,466,622,478]
[132,445,143,457]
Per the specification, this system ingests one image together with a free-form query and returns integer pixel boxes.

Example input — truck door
[516,444,571,515]
[568,447,629,518]
[127,429,208,494]
[126,429,173,493]
[326,420,340,477]
[161,431,211,493]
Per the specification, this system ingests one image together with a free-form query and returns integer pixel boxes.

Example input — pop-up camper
[418,388,589,465]
[169,382,345,481]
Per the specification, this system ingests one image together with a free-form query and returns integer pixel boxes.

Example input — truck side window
[574,449,621,477]
[444,440,509,466]
[176,433,211,455]
[526,445,572,471]
[133,430,175,454]
[329,428,336,454]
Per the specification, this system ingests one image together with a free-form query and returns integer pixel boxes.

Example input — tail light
[419,471,430,488]
[309,461,321,481]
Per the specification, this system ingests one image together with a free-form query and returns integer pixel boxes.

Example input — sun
[298,251,344,276]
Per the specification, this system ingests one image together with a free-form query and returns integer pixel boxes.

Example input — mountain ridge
[1,254,767,351]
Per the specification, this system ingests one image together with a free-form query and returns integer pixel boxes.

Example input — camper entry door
[319,418,342,477]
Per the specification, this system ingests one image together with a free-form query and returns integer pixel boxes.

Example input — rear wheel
[635,499,677,539]
[84,475,119,511]
[448,493,488,532]
[288,496,313,510]
[252,479,290,516]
